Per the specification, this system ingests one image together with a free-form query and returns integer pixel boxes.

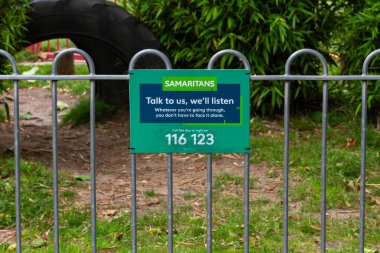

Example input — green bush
[0,0,29,115]
[129,0,339,115]
[337,0,380,121]
[0,0,28,54]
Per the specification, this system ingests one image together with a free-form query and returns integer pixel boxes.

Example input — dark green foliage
[62,98,116,127]
[0,0,29,54]
[337,0,380,120]
[0,0,29,116]
[338,0,377,75]
[129,0,338,114]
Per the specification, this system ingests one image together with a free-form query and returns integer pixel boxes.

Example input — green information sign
[129,69,250,153]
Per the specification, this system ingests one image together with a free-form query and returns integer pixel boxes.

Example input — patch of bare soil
[0,88,281,216]
[0,230,15,244]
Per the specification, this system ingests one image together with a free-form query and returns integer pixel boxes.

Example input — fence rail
[1,47,379,253]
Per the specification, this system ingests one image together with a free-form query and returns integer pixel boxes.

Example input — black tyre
[24,0,163,106]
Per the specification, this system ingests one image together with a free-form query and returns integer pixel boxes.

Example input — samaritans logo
[162,76,217,91]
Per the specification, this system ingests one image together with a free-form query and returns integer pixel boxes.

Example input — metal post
[359,80,367,253]
[128,49,173,253]
[284,49,329,253]
[14,79,21,253]
[207,154,213,253]
[131,154,137,253]
[52,78,60,253]
[52,48,96,252]
[90,78,97,253]
[1,50,22,253]
[168,154,173,253]
[358,49,380,253]
[283,80,290,253]
[320,79,329,253]
[207,49,250,253]
[244,153,250,253]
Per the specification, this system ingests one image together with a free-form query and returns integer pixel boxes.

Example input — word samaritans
[164,79,215,88]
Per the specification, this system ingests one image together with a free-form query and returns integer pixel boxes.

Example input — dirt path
[0,87,282,217]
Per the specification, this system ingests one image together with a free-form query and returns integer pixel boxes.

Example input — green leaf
[364,248,379,253]
[300,225,320,234]
[74,175,91,181]
[57,101,69,111]
[30,238,47,248]
[20,111,33,120]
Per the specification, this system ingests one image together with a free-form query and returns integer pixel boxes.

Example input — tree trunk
[56,53,74,75]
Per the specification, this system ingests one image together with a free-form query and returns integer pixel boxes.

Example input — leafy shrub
[62,98,116,127]
[129,0,339,115]
[0,0,29,54]
[0,0,29,118]
[338,0,380,122]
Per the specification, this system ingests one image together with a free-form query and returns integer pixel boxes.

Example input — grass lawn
[0,109,379,252]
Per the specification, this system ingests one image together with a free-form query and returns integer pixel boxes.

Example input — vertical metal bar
[206,49,250,253]
[358,49,380,252]
[207,153,212,253]
[52,48,96,253]
[359,80,367,253]
[0,51,23,253]
[320,80,328,253]
[283,49,328,253]
[168,153,173,253]
[90,79,97,253]
[131,153,137,253]
[52,80,59,253]
[14,80,21,253]
[244,153,250,253]
[128,49,172,253]
[13,76,21,253]
[283,80,290,253]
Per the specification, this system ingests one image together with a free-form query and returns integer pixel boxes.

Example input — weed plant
[61,98,116,127]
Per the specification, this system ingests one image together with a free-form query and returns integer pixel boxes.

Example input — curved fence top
[362,49,380,74]
[0,49,18,74]
[285,48,328,75]
[208,49,250,70]
[52,48,95,75]
[129,49,172,70]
